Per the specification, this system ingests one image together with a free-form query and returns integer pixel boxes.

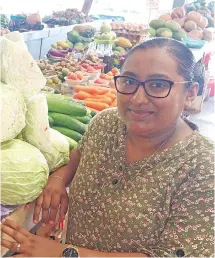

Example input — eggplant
[47,52,63,59]
[49,48,67,58]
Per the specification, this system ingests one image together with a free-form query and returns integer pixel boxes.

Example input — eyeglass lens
[115,76,172,98]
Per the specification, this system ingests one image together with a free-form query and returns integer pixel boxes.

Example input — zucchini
[65,136,78,151]
[51,126,82,142]
[50,113,86,134]
[72,115,91,124]
[48,115,54,126]
[46,95,87,116]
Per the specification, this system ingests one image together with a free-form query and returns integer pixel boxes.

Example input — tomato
[107,71,113,76]
[81,63,89,68]
[87,66,96,73]
[68,73,77,80]
[100,73,106,79]
[112,67,119,74]
[77,74,83,80]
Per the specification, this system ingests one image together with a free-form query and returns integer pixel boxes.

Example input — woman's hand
[1,219,66,257]
[31,176,69,226]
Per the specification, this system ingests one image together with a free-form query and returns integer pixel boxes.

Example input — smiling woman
[1,38,214,257]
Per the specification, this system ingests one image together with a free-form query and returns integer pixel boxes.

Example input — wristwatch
[62,245,79,258]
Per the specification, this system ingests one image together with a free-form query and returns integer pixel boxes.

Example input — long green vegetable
[50,113,86,134]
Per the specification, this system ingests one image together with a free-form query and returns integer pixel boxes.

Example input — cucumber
[50,113,86,134]
[51,126,82,142]
[48,115,54,126]
[90,110,97,117]
[46,95,87,116]
[65,136,78,151]
[72,115,91,124]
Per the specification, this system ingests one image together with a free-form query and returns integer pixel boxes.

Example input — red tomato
[77,74,83,80]
[68,73,77,80]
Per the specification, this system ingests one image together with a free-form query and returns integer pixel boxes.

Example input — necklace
[121,127,177,187]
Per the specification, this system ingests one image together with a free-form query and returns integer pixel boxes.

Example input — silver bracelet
[50,175,64,180]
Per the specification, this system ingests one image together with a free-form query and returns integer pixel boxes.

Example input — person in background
[1,38,214,257]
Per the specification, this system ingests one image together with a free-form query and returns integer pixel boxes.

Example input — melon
[159,13,172,21]
[100,22,112,33]
[187,30,203,40]
[173,18,185,27]
[196,16,208,29]
[27,13,41,25]
[149,19,166,30]
[186,11,202,24]
[184,21,197,32]
[165,20,181,32]
[173,31,187,41]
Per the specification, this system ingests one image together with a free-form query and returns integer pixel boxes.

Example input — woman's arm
[50,148,81,186]
[1,219,148,257]
[32,148,81,224]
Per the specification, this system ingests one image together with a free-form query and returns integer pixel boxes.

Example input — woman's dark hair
[193,59,205,96]
[124,37,198,86]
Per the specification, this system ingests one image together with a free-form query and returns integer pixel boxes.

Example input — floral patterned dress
[66,108,214,257]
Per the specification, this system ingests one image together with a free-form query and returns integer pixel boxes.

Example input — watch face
[63,247,79,258]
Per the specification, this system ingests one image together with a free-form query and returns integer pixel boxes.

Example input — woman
[1,38,214,257]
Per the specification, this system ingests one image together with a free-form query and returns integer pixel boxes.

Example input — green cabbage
[22,94,70,172]
[22,94,52,152]
[1,139,49,205]
[0,82,26,143]
[42,128,70,172]
[0,34,46,102]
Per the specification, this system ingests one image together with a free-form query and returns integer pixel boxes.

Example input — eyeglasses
[114,76,192,98]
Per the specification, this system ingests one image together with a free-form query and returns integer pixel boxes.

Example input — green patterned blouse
[67,108,214,257]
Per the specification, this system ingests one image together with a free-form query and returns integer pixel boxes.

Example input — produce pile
[149,1,215,42]
[37,53,105,87]
[42,9,92,27]
[47,94,95,149]
[9,13,44,32]
[73,85,117,111]
[111,21,147,45]
[0,32,74,205]
[0,14,10,36]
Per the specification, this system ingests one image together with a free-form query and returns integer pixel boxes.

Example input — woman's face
[117,48,196,136]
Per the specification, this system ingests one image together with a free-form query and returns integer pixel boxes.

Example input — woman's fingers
[1,219,31,237]
[1,225,26,244]
[41,194,52,224]
[1,239,20,252]
[33,194,43,224]
[59,194,69,220]
[48,193,61,224]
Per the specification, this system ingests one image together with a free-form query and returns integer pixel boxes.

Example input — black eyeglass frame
[114,75,192,99]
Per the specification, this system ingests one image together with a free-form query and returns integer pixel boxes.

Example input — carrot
[74,85,98,94]
[109,88,117,94]
[88,107,100,112]
[110,99,117,107]
[74,91,93,100]
[85,97,112,105]
[96,88,110,95]
[86,94,112,101]
[105,92,116,100]
[83,101,109,111]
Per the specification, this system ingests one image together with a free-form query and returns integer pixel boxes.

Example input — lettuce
[0,82,26,143]
[1,139,49,205]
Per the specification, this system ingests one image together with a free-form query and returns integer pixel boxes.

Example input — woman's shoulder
[190,132,214,165]
[89,108,123,131]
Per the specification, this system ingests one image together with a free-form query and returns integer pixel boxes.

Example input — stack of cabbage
[0,32,70,205]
